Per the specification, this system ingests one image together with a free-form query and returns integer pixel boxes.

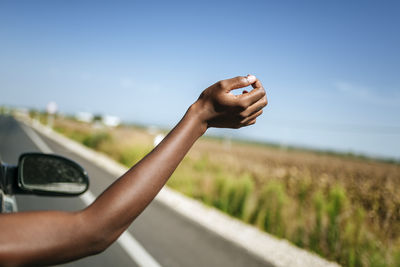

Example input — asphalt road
[0,115,270,267]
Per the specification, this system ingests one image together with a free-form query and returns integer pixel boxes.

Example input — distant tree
[29,109,38,119]
[93,114,103,122]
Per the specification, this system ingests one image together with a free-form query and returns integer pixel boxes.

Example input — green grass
[168,165,398,266]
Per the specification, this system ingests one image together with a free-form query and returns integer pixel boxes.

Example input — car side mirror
[18,153,89,196]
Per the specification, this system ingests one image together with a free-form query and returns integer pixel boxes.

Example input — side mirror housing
[18,153,89,196]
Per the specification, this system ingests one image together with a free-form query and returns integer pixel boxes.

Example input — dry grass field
[46,114,400,267]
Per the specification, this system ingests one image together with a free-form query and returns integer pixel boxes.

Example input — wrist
[187,101,208,136]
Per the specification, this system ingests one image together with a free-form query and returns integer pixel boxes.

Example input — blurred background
[1,0,399,158]
[1,1,400,266]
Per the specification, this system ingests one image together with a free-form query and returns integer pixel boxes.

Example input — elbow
[86,236,110,256]
[87,231,123,256]
[76,211,121,256]
[81,225,113,255]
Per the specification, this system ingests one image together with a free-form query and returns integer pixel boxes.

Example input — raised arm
[0,75,267,266]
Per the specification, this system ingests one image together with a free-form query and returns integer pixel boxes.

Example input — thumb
[219,75,257,92]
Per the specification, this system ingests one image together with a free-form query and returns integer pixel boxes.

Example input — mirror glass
[19,153,88,195]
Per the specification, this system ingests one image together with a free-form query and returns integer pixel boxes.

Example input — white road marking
[21,124,52,153]
[20,124,162,267]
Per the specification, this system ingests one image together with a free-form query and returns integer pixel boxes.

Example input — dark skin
[0,75,267,267]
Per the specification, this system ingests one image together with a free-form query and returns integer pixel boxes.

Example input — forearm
[81,103,207,245]
[0,211,96,266]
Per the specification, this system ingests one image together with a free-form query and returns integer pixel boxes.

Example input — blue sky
[1,0,399,159]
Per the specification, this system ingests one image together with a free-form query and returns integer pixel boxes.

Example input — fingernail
[246,74,256,84]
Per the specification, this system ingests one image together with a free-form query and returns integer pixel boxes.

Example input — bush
[82,132,111,149]
[326,186,347,257]
[310,190,325,254]
[256,181,287,237]
[119,145,152,166]
[228,173,254,219]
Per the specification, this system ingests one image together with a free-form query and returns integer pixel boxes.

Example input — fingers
[240,95,268,118]
[240,109,263,125]
[203,74,268,129]
[218,75,257,92]
[246,118,257,126]
[238,90,267,127]
[251,77,263,90]
[237,86,266,109]
[234,76,266,109]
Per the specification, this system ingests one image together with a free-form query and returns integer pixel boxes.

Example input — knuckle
[238,76,247,84]
[239,110,248,118]
[237,100,248,110]
[218,80,228,90]
[215,80,224,89]
[259,88,266,98]
[262,97,268,107]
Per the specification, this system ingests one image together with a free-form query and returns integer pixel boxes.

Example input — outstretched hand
[194,75,268,129]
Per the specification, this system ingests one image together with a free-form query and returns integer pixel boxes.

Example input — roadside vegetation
[30,112,400,267]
